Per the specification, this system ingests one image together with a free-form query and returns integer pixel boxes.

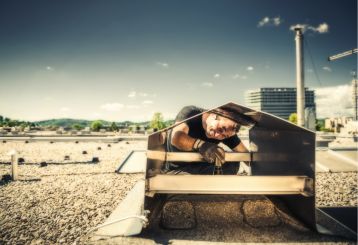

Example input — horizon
[0,0,356,121]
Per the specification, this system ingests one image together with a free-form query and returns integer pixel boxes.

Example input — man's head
[203,112,239,140]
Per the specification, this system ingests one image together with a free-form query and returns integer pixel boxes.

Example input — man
[164,105,251,175]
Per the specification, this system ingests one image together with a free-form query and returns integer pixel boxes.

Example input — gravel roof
[0,141,145,244]
[0,140,356,244]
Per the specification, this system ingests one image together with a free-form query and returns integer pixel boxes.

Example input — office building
[245,87,315,120]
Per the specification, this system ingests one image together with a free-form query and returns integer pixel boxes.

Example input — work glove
[196,141,225,165]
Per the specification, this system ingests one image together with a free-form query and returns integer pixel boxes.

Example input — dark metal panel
[249,121,315,229]
[321,207,357,233]
[147,131,167,177]
[249,129,315,176]
[316,207,357,240]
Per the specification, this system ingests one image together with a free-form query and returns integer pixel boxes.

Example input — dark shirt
[167,106,241,152]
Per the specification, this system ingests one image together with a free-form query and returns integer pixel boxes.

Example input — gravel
[161,201,196,229]
[241,199,281,227]
[0,140,146,244]
[0,140,357,244]
[0,141,146,176]
[316,172,358,207]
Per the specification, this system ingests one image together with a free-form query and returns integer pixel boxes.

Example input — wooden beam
[147,175,313,196]
[146,150,289,162]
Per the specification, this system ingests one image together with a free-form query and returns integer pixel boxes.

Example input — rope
[305,38,323,87]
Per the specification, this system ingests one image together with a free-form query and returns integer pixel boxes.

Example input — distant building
[352,79,358,121]
[245,87,316,120]
[325,116,356,134]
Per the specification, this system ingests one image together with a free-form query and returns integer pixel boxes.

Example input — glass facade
[245,88,316,120]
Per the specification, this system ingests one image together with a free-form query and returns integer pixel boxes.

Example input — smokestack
[295,28,305,127]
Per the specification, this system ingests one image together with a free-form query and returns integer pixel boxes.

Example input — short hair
[211,113,240,132]
[210,106,255,128]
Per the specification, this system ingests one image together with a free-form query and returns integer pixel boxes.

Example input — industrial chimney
[295,28,305,127]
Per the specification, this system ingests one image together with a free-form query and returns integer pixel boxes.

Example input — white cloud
[100,103,124,111]
[315,85,353,118]
[322,66,332,72]
[309,22,329,33]
[273,17,282,26]
[60,107,70,112]
[157,62,169,68]
[258,16,282,27]
[46,66,54,71]
[247,66,254,71]
[126,105,141,109]
[214,73,220,78]
[232,74,248,80]
[290,22,329,34]
[258,17,270,27]
[201,82,214,87]
[142,100,153,105]
[128,91,136,98]
[128,91,155,98]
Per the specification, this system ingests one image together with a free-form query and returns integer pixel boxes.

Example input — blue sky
[0,0,356,121]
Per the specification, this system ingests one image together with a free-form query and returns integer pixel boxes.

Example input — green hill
[35,119,92,128]
[1,115,172,129]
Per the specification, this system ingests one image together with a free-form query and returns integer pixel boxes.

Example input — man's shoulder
[175,106,205,122]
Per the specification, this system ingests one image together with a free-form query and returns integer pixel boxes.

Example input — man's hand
[198,142,225,164]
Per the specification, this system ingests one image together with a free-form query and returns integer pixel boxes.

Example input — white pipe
[295,28,305,127]
[9,150,18,180]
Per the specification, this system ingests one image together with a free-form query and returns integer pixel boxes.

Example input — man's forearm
[171,130,196,151]
[233,142,251,164]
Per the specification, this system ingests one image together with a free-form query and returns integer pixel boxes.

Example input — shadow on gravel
[0,174,41,186]
[0,174,12,186]
[0,161,99,166]
[40,171,116,177]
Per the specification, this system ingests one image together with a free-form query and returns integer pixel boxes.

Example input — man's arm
[232,141,249,153]
[170,122,225,164]
[170,122,196,151]
[232,140,252,175]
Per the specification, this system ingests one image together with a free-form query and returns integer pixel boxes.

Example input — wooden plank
[146,150,290,162]
[147,175,312,196]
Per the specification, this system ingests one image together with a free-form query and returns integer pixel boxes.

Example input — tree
[0,115,3,123]
[20,123,28,131]
[7,120,17,127]
[91,120,103,132]
[150,112,166,130]
[110,122,119,132]
[288,113,297,124]
[72,124,84,131]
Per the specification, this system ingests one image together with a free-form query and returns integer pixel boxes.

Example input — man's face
[205,113,238,140]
